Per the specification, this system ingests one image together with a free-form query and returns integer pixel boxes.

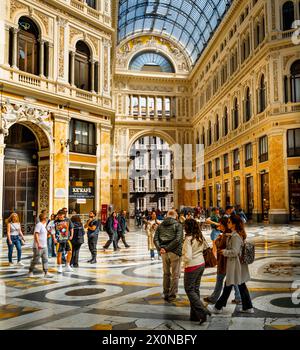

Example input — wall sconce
[60,139,79,148]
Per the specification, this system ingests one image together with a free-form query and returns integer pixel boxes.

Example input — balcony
[157,164,169,170]
[157,187,169,192]
[69,143,97,155]
[2,67,112,110]
[224,167,230,174]
[259,153,268,163]
[135,188,146,193]
[233,163,240,171]
[245,159,253,167]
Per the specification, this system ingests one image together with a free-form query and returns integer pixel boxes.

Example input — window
[223,107,229,136]
[282,1,294,31]
[291,60,300,103]
[224,154,229,174]
[259,135,268,162]
[18,17,39,75]
[233,149,240,170]
[132,96,139,116]
[209,186,213,207]
[208,161,213,179]
[137,177,145,191]
[287,129,300,157]
[165,97,171,117]
[202,127,206,148]
[215,158,220,176]
[232,97,239,130]
[207,122,212,146]
[258,75,266,113]
[158,177,167,191]
[158,198,167,211]
[158,152,166,169]
[129,51,175,73]
[148,97,155,117]
[215,115,220,141]
[137,198,146,211]
[140,97,147,116]
[245,143,253,166]
[86,0,97,9]
[244,87,252,122]
[69,119,96,155]
[157,98,163,117]
[74,41,91,91]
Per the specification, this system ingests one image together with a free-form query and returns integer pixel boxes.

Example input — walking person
[28,213,53,278]
[206,207,221,257]
[61,207,74,264]
[6,213,26,267]
[208,215,254,314]
[154,210,184,302]
[85,211,100,264]
[46,214,57,258]
[203,217,241,305]
[117,210,130,248]
[146,211,161,260]
[103,212,119,251]
[70,215,85,267]
[183,219,211,325]
[51,210,73,273]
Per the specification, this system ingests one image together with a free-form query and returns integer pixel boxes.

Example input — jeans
[71,242,82,266]
[150,249,155,258]
[117,231,129,247]
[29,248,48,273]
[215,282,253,311]
[88,234,98,261]
[103,230,118,250]
[162,252,182,298]
[184,265,207,320]
[209,273,241,303]
[7,236,22,263]
[47,236,56,257]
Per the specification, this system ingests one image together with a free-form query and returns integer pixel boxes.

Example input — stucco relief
[39,165,50,210]
[0,100,53,146]
[10,0,28,19]
[116,35,190,73]
[35,10,50,35]
[128,84,174,93]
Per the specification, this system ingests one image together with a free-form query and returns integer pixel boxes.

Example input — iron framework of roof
[118,0,233,65]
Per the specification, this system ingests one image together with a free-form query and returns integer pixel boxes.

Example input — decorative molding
[10,0,28,20]
[39,165,50,210]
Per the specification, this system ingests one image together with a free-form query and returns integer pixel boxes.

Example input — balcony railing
[224,167,230,174]
[69,143,97,155]
[245,159,253,167]
[233,163,240,171]
[69,0,111,26]
[259,153,268,163]
[136,188,146,193]
[157,187,169,192]
[215,170,221,177]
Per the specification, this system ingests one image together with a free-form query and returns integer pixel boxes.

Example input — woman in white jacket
[183,219,211,325]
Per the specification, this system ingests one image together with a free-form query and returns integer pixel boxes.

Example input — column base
[269,212,290,224]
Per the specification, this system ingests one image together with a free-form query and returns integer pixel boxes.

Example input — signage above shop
[69,187,95,199]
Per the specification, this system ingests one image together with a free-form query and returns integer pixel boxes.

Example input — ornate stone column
[12,28,19,69]
[39,39,45,77]
[70,51,75,86]
[90,59,95,92]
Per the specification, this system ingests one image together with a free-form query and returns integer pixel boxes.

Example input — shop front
[69,169,95,220]
[289,170,300,221]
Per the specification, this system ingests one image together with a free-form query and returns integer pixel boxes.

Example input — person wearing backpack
[70,215,85,267]
[208,214,254,314]
[154,210,184,303]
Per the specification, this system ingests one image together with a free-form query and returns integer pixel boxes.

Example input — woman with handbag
[183,219,211,325]
[6,213,26,266]
[208,215,254,314]
[204,217,241,305]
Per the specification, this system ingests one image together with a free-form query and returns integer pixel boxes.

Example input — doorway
[261,173,270,222]
[3,124,39,235]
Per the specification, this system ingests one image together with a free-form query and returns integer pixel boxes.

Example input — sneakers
[167,296,177,303]
[204,297,215,304]
[9,262,14,267]
[65,265,74,272]
[90,260,97,264]
[28,272,34,278]
[151,257,155,261]
[239,308,254,314]
[44,272,54,278]
[207,305,223,314]
[57,265,63,274]
[16,261,25,267]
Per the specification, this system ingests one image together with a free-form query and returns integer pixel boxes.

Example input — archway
[128,135,174,219]
[2,122,51,235]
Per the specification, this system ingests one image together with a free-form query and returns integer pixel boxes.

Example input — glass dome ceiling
[118,0,233,65]
[129,51,175,72]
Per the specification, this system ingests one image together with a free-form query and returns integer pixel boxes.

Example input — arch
[13,12,45,39]
[74,40,92,91]
[129,51,175,73]
[127,129,176,155]
[282,1,295,31]
[71,37,97,60]
[290,59,300,102]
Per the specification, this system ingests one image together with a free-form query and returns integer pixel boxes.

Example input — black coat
[71,222,85,244]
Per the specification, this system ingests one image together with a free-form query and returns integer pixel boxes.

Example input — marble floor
[0,224,299,330]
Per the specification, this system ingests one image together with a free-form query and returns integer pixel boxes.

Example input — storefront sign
[69,187,95,199]
[77,199,87,204]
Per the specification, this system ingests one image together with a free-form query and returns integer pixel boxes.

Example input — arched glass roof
[129,51,175,72]
[118,0,233,65]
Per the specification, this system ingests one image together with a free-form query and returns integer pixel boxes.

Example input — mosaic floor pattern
[0,224,299,330]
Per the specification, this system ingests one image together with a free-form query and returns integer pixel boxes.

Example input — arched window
[129,51,175,73]
[202,126,206,148]
[258,75,266,113]
[244,87,252,122]
[18,17,39,75]
[282,1,294,31]
[207,121,212,146]
[223,107,229,136]
[75,41,91,91]
[215,115,220,141]
[232,97,239,130]
[291,60,300,102]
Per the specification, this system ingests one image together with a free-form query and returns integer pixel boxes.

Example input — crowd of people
[5,203,254,326]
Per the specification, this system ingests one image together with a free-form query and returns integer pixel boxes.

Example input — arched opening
[18,16,40,75]
[223,107,229,136]
[233,97,239,130]
[129,51,175,73]
[282,1,294,31]
[215,115,220,141]
[75,41,91,91]
[291,60,300,103]
[128,136,174,216]
[258,74,266,113]
[3,124,39,234]
[245,87,252,122]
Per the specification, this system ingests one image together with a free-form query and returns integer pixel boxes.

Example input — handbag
[203,239,217,268]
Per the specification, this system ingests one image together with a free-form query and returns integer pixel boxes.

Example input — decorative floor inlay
[0,224,299,330]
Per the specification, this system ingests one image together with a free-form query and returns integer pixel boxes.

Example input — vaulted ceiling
[118,0,233,65]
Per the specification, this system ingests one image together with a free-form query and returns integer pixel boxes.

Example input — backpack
[240,241,255,264]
